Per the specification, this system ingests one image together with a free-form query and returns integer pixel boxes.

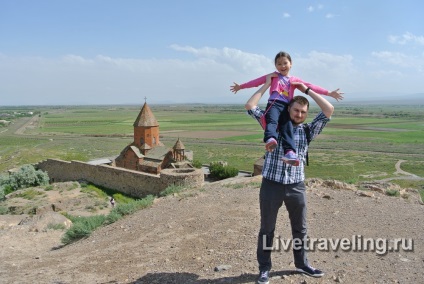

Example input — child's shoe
[282,150,300,166]
[265,138,278,152]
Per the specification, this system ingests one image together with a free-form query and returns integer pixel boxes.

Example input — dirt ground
[1,175,423,284]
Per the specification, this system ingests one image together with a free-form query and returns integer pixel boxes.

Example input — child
[230,51,343,165]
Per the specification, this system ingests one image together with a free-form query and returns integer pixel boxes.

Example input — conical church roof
[133,102,158,127]
[173,138,185,150]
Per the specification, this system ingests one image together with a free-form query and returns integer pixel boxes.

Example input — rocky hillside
[1,177,423,284]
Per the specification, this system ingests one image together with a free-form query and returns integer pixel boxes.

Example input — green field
[1,103,423,190]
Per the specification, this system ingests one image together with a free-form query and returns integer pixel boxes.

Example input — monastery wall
[35,159,204,198]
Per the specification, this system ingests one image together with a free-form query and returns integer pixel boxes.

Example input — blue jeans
[264,100,296,153]
[257,178,308,271]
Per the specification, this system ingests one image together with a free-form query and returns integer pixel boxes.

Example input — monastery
[114,102,192,174]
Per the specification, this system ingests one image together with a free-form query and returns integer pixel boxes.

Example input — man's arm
[309,89,335,118]
[292,83,338,118]
[244,73,276,110]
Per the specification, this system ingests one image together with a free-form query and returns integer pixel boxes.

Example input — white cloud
[0,47,422,105]
[388,32,424,46]
[170,44,271,74]
[283,12,291,18]
[372,51,424,70]
[307,4,331,18]
[308,4,323,12]
[291,51,357,91]
[0,47,272,105]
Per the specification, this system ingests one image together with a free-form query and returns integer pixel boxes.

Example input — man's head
[288,96,309,125]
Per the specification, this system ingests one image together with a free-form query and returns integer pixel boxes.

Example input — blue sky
[0,0,423,105]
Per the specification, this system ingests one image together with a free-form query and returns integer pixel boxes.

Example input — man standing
[245,74,343,284]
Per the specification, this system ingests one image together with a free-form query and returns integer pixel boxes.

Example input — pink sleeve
[290,76,328,95]
[240,75,267,89]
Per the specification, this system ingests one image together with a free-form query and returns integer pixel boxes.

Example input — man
[245,74,343,284]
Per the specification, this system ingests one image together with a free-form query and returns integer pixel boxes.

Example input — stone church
[114,102,191,174]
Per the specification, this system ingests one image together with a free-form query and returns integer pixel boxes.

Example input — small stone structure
[253,156,265,176]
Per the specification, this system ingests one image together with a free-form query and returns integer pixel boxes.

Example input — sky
[0,0,423,106]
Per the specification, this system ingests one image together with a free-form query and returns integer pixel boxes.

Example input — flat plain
[1,103,423,189]
[1,103,424,284]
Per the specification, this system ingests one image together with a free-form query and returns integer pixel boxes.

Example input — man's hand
[265,72,278,85]
[291,81,307,92]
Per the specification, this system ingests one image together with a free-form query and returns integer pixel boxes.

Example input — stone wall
[35,159,204,199]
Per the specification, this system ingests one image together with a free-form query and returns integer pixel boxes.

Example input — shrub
[14,189,43,200]
[0,186,4,201]
[420,189,424,204]
[192,160,203,169]
[113,195,155,216]
[104,210,122,225]
[44,185,54,191]
[3,165,49,192]
[0,175,12,197]
[160,184,185,197]
[61,215,107,244]
[61,195,155,245]
[112,193,134,204]
[0,206,8,215]
[209,162,239,180]
[386,189,400,197]
[47,223,66,230]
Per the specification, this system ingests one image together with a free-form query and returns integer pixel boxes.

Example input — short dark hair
[289,96,309,110]
[274,51,292,65]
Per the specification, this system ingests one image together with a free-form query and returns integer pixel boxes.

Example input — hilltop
[1,176,423,284]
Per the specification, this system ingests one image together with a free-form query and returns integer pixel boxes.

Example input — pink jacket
[240,72,329,103]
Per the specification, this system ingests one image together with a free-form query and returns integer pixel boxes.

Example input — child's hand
[328,89,344,102]
[230,82,241,94]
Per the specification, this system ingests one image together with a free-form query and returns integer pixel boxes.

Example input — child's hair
[274,51,292,64]
[290,96,310,109]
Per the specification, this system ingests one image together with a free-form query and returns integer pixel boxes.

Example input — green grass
[81,184,109,198]
[61,194,155,245]
[386,189,400,197]
[1,104,423,189]
[47,223,67,230]
[159,184,186,196]
[14,189,44,200]
[419,189,424,203]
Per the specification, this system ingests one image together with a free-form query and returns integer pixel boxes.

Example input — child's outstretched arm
[290,77,344,102]
[231,72,277,94]
[292,82,335,118]
[244,73,276,110]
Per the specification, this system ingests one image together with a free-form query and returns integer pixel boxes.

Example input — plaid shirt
[247,106,330,184]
